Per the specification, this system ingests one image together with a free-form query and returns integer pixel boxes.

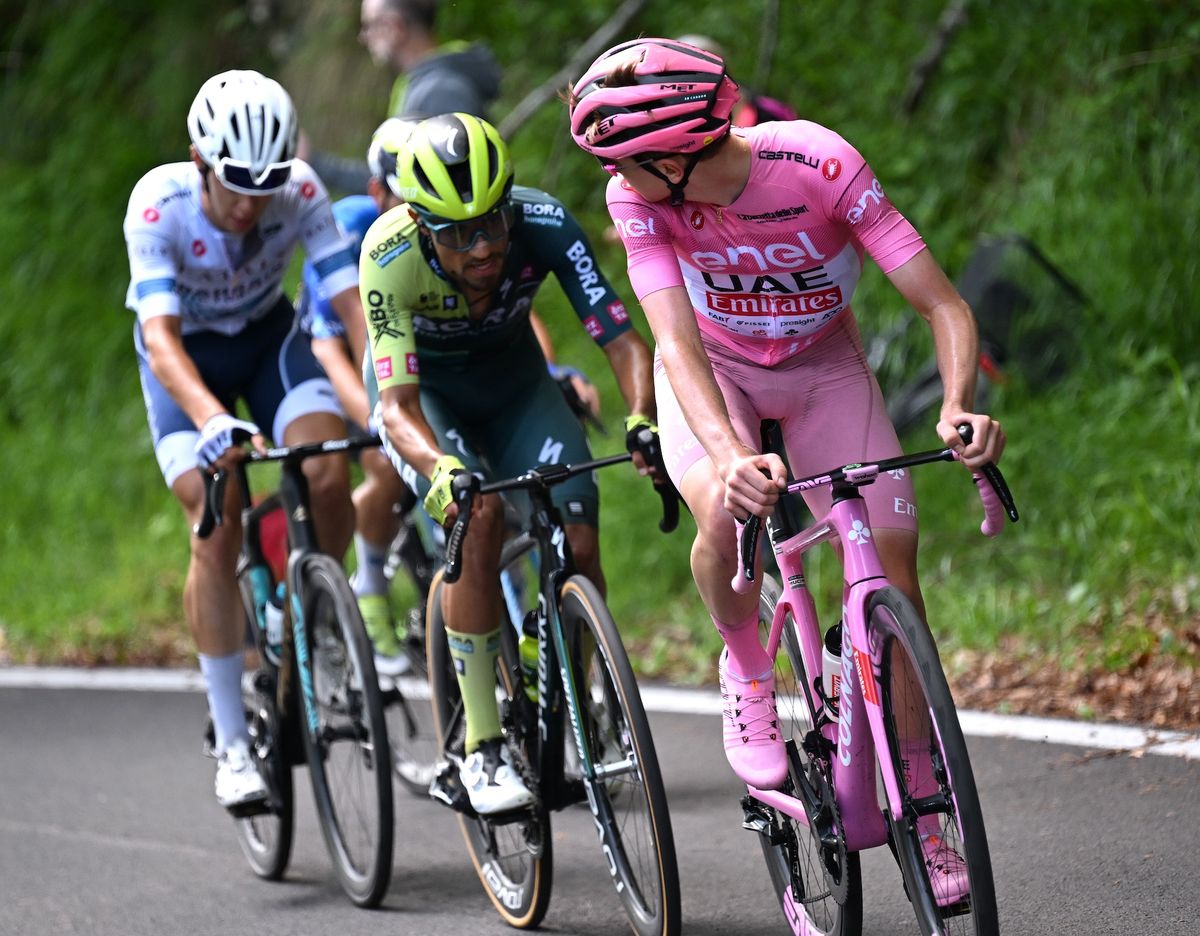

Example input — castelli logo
[143,207,160,223]
[690,210,705,230]
[301,181,316,199]
[822,158,842,182]
[191,239,206,257]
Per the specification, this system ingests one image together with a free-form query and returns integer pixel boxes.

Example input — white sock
[351,533,389,596]
[199,651,247,754]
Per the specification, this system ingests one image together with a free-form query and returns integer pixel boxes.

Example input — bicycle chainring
[808,761,852,905]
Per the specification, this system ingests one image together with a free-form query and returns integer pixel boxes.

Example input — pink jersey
[607,121,926,366]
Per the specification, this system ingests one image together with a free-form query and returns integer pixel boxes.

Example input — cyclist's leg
[135,322,264,808]
[408,385,533,811]
[480,366,601,592]
[351,446,411,664]
[353,447,408,589]
[245,308,353,559]
[655,350,786,789]
[657,351,769,673]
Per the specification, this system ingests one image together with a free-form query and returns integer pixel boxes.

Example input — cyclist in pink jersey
[570,38,1004,900]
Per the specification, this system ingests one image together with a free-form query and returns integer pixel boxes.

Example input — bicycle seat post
[276,454,318,557]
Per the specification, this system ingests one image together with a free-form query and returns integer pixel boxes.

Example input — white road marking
[3,665,1197,760]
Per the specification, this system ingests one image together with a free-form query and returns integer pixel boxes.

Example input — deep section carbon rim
[870,586,998,936]
[299,554,394,907]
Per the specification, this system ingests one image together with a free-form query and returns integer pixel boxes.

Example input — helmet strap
[642,152,703,207]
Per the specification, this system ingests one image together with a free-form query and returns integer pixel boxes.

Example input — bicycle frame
[737,428,1016,869]
[464,453,636,814]
[748,484,895,853]
[202,435,382,743]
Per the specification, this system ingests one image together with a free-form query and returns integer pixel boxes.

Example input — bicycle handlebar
[442,450,681,584]
[731,424,1018,593]
[192,433,381,539]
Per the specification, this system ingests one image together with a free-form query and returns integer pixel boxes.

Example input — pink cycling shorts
[655,315,919,534]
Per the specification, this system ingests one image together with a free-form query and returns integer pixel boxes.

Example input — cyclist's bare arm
[328,285,368,369]
[886,251,1005,466]
[311,336,371,428]
[378,383,445,479]
[140,315,266,464]
[531,310,602,420]
[640,285,785,517]
[600,329,655,423]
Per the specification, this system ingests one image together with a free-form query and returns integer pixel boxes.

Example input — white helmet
[187,69,298,194]
[366,117,420,197]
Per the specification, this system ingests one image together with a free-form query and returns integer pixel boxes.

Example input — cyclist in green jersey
[360,113,659,813]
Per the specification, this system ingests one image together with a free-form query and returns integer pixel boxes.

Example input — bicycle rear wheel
[868,586,998,935]
[233,575,294,880]
[297,553,394,908]
[755,576,863,936]
[426,570,553,929]
[560,575,680,936]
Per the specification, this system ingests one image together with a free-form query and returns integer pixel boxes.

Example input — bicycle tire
[756,576,863,936]
[296,553,395,908]
[232,575,295,880]
[425,570,554,929]
[559,575,681,936]
[868,586,998,936]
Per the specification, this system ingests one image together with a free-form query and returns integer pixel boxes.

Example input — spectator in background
[306,0,502,196]
[675,34,798,126]
[359,0,501,120]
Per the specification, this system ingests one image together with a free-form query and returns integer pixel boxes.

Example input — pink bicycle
[733,422,1017,936]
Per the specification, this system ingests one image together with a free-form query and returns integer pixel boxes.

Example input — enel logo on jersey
[689,232,827,273]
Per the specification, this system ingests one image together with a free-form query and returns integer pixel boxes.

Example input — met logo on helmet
[690,232,827,273]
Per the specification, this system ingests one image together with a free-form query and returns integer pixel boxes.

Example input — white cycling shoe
[459,737,535,815]
[214,738,268,811]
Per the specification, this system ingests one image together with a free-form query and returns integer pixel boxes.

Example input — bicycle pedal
[429,762,476,817]
[740,795,778,838]
[224,792,272,819]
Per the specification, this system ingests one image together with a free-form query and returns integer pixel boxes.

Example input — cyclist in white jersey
[570,39,1005,901]
[123,70,365,811]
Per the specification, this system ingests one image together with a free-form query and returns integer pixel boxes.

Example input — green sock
[445,626,503,752]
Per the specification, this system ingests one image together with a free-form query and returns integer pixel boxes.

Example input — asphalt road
[1,685,1196,935]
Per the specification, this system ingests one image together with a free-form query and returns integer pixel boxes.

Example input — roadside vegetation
[1,1,1195,723]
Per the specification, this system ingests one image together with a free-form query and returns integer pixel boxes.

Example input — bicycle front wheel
[560,575,681,936]
[297,553,394,908]
[756,575,862,936]
[426,570,553,929]
[869,586,998,935]
[232,574,295,880]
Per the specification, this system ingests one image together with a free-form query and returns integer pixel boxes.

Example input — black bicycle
[380,372,625,798]
[423,451,682,934]
[195,435,394,907]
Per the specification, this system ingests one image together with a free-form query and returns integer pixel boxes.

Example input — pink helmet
[570,38,740,160]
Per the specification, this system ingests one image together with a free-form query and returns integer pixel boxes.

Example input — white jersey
[123,160,357,336]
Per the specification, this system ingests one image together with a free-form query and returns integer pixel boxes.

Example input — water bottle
[262,583,286,667]
[821,622,842,717]
[518,610,539,702]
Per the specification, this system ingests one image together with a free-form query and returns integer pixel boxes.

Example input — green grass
[1,1,1197,684]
